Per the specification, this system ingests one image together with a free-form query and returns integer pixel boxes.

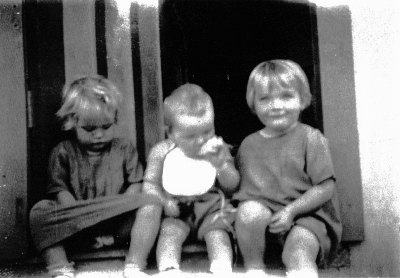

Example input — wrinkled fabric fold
[30,193,159,252]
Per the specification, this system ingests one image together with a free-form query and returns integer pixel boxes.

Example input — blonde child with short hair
[29,75,162,278]
[143,83,239,275]
[234,60,342,277]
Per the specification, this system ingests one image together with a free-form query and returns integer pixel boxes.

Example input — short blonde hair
[246,60,312,113]
[57,75,123,130]
[164,83,214,133]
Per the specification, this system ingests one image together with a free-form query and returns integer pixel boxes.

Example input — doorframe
[316,5,364,241]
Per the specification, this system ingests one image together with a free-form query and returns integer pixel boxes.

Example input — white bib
[162,148,217,196]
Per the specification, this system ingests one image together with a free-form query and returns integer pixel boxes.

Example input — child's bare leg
[42,243,75,277]
[282,226,319,278]
[235,200,272,271]
[204,229,232,274]
[125,204,163,269]
[156,218,189,271]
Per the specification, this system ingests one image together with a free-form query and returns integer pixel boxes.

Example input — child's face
[75,113,116,153]
[168,112,215,158]
[254,78,303,135]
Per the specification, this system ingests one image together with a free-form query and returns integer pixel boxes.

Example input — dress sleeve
[46,143,71,197]
[125,141,144,185]
[306,129,336,185]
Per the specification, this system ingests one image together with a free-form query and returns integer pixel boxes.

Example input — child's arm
[142,180,166,203]
[269,179,335,234]
[47,142,77,205]
[124,141,145,196]
[142,142,167,202]
[201,138,240,192]
[216,158,240,193]
[142,141,180,216]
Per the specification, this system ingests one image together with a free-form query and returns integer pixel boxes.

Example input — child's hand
[268,206,295,234]
[199,137,230,170]
[125,184,140,196]
[164,198,180,217]
[199,136,224,156]
[56,191,76,206]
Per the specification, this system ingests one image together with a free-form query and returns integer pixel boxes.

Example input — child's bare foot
[123,263,149,278]
[158,268,183,278]
[246,268,267,277]
[47,263,75,278]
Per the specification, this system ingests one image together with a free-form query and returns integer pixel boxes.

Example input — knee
[160,219,188,238]
[282,226,319,268]
[235,200,271,226]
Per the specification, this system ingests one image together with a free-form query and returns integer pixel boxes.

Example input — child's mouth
[90,142,107,149]
[268,111,286,117]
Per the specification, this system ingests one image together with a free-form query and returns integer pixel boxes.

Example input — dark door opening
[160,0,322,147]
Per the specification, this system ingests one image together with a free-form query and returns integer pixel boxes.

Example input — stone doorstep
[1,242,351,278]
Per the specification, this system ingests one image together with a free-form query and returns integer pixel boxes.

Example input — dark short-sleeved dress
[233,123,342,267]
[29,138,153,252]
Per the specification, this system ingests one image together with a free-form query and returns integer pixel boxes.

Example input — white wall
[349,1,400,276]
[315,0,400,275]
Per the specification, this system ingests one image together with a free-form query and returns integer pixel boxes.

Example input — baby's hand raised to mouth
[199,136,224,156]
[199,136,231,170]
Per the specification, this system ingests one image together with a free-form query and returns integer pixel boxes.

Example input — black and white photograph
[0,0,399,277]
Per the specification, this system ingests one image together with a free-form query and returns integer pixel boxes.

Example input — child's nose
[92,129,104,139]
[270,98,284,109]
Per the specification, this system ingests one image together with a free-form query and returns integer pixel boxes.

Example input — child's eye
[81,123,113,132]
[259,95,271,101]
[82,126,96,132]
[101,124,113,130]
[282,93,294,99]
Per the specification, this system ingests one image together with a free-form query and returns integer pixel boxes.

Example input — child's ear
[64,115,77,131]
[300,101,308,111]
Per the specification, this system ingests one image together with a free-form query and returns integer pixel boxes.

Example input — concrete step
[0,244,352,277]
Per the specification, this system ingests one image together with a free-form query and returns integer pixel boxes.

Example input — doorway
[160,0,322,148]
